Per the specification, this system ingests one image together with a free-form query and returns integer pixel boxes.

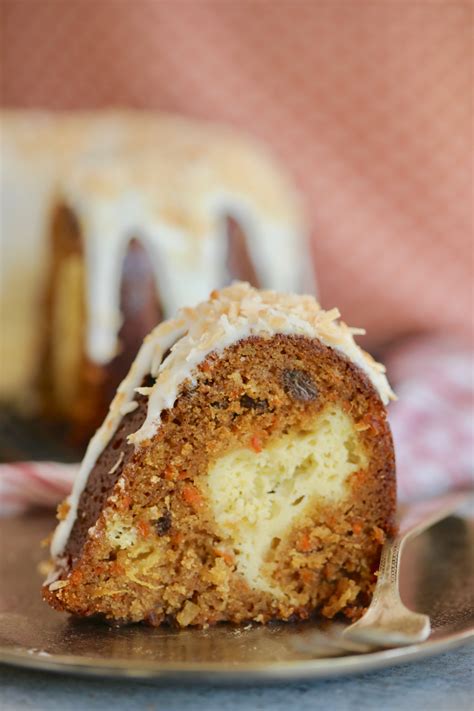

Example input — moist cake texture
[43,283,396,627]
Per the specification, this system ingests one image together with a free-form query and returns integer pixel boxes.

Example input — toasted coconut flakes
[49,580,69,591]
[108,452,124,475]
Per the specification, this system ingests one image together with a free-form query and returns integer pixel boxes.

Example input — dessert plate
[0,509,472,684]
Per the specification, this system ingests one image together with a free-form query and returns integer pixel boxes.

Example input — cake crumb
[57,501,70,521]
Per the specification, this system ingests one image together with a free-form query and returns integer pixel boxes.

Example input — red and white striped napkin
[0,461,78,517]
[1,338,472,515]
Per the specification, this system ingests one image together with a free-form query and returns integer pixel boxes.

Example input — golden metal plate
[0,511,473,683]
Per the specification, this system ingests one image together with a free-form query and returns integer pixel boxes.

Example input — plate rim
[1,628,473,683]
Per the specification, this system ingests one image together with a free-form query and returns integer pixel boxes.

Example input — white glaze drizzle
[50,282,394,560]
[50,318,186,558]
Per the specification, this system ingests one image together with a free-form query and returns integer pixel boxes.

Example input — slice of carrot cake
[43,282,396,627]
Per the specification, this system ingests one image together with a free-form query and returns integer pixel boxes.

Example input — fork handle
[375,489,471,603]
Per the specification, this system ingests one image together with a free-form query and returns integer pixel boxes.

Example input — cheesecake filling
[207,405,368,596]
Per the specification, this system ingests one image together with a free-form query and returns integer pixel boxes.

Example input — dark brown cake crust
[44,334,396,627]
[65,381,152,561]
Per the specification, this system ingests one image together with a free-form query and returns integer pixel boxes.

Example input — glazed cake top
[50,282,394,559]
[131,281,395,442]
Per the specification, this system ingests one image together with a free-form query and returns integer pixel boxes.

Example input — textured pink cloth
[386,338,474,500]
[2,0,472,347]
[0,461,78,516]
[1,339,472,515]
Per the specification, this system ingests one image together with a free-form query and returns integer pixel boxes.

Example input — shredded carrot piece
[69,569,83,585]
[171,532,184,546]
[111,561,125,576]
[350,469,367,486]
[352,521,363,536]
[296,532,312,552]
[250,434,263,453]
[178,470,189,480]
[359,414,381,433]
[119,494,131,511]
[137,520,151,538]
[182,485,203,509]
[214,548,235,566]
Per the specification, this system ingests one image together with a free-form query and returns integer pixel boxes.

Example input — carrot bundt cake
[43,283,396,627]
[1,111,312,441]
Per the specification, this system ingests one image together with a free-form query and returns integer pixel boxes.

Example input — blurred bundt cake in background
[1,112,313,443]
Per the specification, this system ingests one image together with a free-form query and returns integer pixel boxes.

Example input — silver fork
[343,489,472,648]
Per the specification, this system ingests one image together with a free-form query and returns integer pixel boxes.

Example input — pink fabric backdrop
[2,0,472,347]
